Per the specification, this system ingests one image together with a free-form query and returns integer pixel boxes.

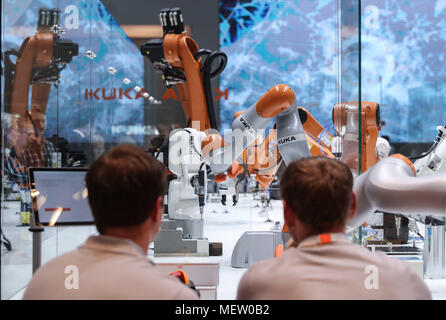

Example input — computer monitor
[29,168,94,226]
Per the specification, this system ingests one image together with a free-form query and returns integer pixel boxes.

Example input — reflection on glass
[81,187,88,199]
[1,0,146,299]
[37,195,47,209]
[72,187,88,200]
[361,0,446,145]
[48,207,64,227]
[30,190,40,198]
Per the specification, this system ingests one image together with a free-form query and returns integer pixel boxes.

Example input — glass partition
[361,0,446,155]
[359,0,446,255]
[1,0,147,299]
[1,0,364,299]
[218,0,361,264]
[337,0,362,175]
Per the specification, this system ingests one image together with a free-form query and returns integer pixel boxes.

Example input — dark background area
[101,0,219,50]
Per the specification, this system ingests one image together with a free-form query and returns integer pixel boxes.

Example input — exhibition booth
[1,0,446,300]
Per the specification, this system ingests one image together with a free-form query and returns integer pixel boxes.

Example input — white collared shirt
[23,235,199,300]
[237,232,432,300]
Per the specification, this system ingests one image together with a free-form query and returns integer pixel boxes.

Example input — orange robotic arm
[8,8,78,137]
[298,107,333,150]
[225,111,281,190]
[239,107,334,190]
[10,33,53,130]
[332,101,381,173]
[245,128,282,190]
[141,8,227,131]
[203,84,311,180]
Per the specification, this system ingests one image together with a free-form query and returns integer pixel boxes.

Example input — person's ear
[283,200,295,228]
[150,196,164,224]
[348,192,357,220]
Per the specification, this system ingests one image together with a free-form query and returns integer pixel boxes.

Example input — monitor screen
[29,168,94,226]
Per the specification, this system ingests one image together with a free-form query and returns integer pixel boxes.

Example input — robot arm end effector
[35,8,79,80]
[140,8,187,87]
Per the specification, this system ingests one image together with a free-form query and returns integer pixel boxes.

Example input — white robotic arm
[350,154,446,229]
[414,126,446,176]
[168,128,207,221]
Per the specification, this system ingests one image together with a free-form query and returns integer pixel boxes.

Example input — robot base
[154,219,209,257]
[231,231,287,268]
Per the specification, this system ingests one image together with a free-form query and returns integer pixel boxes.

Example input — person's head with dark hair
[280,157,357,245]
[86,144,167,253]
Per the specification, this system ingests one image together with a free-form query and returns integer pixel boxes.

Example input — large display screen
[361,0,446,142]
[219,0,446,143]
[219,0,337,132]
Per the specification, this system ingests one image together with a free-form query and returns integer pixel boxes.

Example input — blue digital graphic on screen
[219,0,337,132]
[2,0,146,150]
[220,0,446,142]
[361,0,446,142]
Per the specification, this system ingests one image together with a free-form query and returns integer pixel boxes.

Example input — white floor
[2,194,446,300]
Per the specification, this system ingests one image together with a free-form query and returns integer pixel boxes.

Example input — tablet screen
[30,169,94,225]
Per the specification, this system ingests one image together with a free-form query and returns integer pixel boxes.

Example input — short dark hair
[280,157,353,234]
[86,145,167,233]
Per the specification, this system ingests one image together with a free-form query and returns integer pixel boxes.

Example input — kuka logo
[278,136,297,145]
[240,117,255,136]
[84,87,229,101]
[84,88,148,100]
